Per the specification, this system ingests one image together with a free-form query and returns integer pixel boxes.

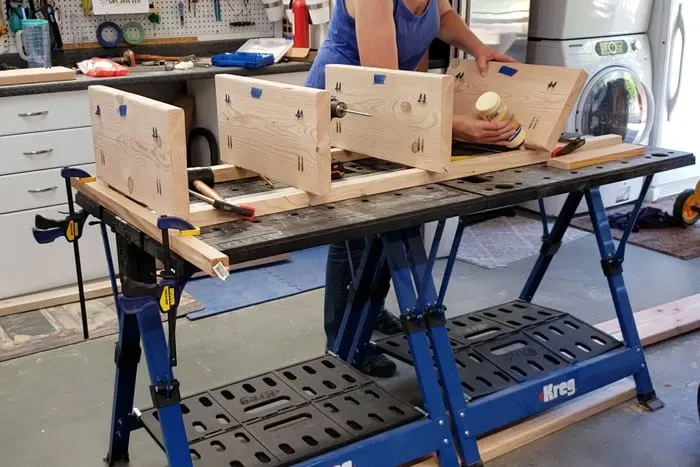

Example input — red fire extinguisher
[292,0,310,48]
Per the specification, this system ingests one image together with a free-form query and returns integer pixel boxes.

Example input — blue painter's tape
[118,104,127,117]
[498,65,518,77]
[250,87,263,99]
[373,74,386,85]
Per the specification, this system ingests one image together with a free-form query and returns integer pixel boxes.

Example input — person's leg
[324,238,397,377]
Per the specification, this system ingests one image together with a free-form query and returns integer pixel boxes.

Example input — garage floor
[1,234,699,467]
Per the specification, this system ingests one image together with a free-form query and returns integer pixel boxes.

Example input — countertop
[0,60,313,98]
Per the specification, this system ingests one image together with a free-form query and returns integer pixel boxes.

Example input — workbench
[71,145,694,467]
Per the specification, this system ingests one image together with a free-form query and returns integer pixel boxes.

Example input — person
[305,0,518,377]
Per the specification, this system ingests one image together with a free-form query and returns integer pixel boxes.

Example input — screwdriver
[178,0,184,25]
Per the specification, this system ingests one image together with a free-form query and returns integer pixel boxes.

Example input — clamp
[31,167,96,339]
[119,216,198,367]
[552,136,585,157]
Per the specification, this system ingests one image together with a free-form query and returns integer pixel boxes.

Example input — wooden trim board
[548,143,646,169]
[0,66,76,86]
[446,59,588,152]
[89,85,190,220]
[215,74,332,195]
[0,279,117,317]
[326,64,454,173]
[412,294,700,466]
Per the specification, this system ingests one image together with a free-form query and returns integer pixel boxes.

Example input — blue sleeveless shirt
[305,0,440,89]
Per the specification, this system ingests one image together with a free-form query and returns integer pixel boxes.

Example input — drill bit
[331,98,372,119]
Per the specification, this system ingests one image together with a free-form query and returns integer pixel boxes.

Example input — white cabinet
[0,90,115,300]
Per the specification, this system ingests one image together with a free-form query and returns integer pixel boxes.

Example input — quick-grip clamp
[32,211,89,244]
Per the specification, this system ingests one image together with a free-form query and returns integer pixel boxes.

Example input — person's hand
[473,45,517,76]
[453,114,517,145]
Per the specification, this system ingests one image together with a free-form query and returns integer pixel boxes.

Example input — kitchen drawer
[0,127,95,176]
[0,163,95,214]
[0,204,117,300]
[0,90,91,137]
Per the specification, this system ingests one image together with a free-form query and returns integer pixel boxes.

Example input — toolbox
[210,51,274,69]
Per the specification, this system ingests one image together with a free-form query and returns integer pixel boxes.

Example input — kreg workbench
[38,59,696,467]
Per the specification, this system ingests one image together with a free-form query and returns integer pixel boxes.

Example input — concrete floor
[1,234,699,467]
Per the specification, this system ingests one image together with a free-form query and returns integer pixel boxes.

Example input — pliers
[552,136,585,157]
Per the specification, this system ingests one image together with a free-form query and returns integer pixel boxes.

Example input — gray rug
[457,215,590,269]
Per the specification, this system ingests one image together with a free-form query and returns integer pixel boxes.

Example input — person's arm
[353,0,399,69]
[435,0,485,56]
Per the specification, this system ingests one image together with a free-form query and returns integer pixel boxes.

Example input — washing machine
[529,0,653,40]
[521,33,656,215]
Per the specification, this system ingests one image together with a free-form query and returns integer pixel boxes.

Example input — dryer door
[575,65,655,144]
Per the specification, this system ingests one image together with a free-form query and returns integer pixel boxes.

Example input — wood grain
[215,74,332,195]
[326,64,454,173]
[413,293,700,466]
[188,149,549,226]
[72,178,229,276]
[0,279,116,317]
[0,66,76,86]
[548,143,646,169]
[447,59,588,152]
[88,85,189,220]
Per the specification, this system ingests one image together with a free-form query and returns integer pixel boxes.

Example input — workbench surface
[76,147,694,274]
[0,61,311,98]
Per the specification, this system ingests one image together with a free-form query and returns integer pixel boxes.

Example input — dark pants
[323,238,388,350]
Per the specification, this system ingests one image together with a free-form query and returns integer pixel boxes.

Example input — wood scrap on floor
[411,293,700,466]
[0,279,116,317]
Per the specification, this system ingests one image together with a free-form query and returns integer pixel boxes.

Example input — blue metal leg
[520,191,584,301]
[584,179,664,410]
[383,230,469,467]
[104,311,141,465]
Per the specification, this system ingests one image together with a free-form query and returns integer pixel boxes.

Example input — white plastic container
[261,0,285,22]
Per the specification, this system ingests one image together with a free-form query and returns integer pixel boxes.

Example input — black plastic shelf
[524,315,623,363]
[189,427,279,467]
[374,332,463,365]
[446,313,515,346]
[141,392,240,447]
[473,300,565,330]
[139,355,424,466]
[210,373,307,424]
[473,332,567,383]
[452,347,517,399]
[314,384,423,439]
[275,356,369,400]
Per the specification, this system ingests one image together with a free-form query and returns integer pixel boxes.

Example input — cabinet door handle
[27,186,58,193]
[17,110,49,117]
[23,149,54,156]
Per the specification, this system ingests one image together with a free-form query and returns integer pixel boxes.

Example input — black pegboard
[525,315,623,363]
[473,300,565,330]
[473,332,567,383]
[245,405,353,465]
[210,373,307,424]
[446,313,516,346]
[452,348,517,399]
[374,332,464,365]
[141,392,239,447]
[189,427,279,467]
[275,356,369,400]
[314,384,423,438]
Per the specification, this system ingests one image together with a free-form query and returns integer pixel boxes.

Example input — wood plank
[72,178,229,277]
[188,149,550,226]
[215,74,332,195]
[447,60,588,152]
[88,85,189,220]
[553,134,622,153]
[0,66,76,86]
[548,143,646,170]
[326,64,454,173]
[412,293,700,466]
[0,279,116,317]
[62,36,198,50]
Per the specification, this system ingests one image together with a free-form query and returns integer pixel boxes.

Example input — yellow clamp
[159,285,177,313]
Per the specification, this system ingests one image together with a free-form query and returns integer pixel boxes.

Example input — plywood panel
[88,85,189,220]
[215,74,332,195]
[447,60,588,152]
[326,64,454,173]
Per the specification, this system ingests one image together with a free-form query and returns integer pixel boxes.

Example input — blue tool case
[211,52,275,69]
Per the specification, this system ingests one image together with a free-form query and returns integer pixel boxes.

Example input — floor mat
[570,196,700,260]
[185,246,328,320]
[457,214,590,269]
[0,292,202,362]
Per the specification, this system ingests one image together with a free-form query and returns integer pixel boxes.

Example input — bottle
[475,91,526,149]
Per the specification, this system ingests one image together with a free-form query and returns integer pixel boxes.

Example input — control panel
[595,39,641,56]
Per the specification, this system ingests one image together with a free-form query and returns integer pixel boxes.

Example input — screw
[418,93,427,104]
[225,94,231,103]
[335,82,342,92]
[152,127,158,139]
[296,109,304,119]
